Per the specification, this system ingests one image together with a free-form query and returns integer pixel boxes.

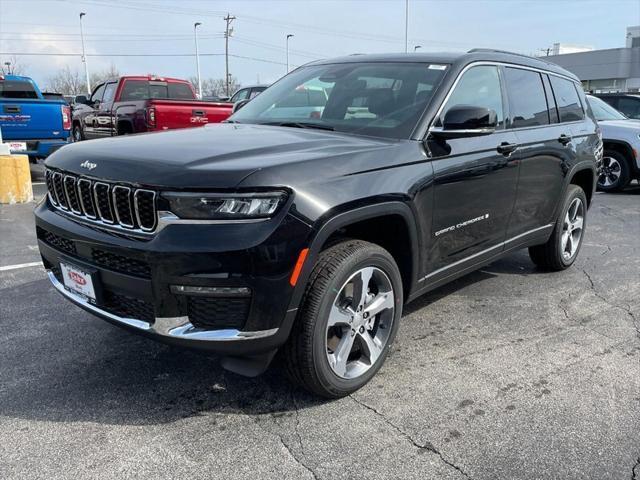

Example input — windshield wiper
[262,121,334,131]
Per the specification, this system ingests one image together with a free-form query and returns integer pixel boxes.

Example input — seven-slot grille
[45,169,157,233]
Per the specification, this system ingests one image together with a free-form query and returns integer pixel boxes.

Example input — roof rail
[467,48,558,67]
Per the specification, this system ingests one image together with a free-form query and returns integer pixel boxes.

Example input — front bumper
[35,195,311,356]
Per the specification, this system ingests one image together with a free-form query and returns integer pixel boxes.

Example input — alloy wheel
[598,156,621,188]
[325,266,395,380]
[561,197,584,261]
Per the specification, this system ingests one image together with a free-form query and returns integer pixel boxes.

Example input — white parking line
[0,261,42,272]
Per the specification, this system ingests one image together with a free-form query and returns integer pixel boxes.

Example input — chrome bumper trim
[47,270,278,342]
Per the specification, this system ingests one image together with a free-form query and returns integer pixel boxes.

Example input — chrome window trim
[112,185,135,229]
[93,182,115,224]
[64,175,82,215]
[424,60,585,139]
[77,178,98,219]
[133,189,157,232]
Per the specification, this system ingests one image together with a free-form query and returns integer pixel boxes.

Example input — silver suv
[586,95,640,191]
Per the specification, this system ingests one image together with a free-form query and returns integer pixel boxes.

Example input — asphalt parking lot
[1,167,639,480]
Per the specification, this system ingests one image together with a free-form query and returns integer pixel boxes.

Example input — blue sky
[0,0,638,89]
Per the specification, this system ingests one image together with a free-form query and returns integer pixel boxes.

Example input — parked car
[71,75,233,141]
[594,93,640,120]
[0,75,71,161]
[586,95,640,191]
[230,84,268,103]
[37,50,599,398]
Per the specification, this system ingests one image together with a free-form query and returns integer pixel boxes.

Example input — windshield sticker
[428,64,448,70]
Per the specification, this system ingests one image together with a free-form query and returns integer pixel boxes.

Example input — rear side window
[121,80,150,101]
[549,76,584,122]
[504,68,549,128]
[0,80,38,99]
[440,65,504,127]
[168,82,194,99]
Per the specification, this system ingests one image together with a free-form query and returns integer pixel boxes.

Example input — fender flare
[286,201,421,314]
[556,161,597,215]
[602,139,638,173]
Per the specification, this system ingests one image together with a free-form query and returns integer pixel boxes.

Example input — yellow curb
[0,154,33,204]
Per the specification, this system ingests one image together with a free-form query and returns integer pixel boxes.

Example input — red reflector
[289,248,309,287]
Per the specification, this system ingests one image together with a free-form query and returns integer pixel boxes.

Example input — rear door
[426,65,520,274]
[504,67,575,239]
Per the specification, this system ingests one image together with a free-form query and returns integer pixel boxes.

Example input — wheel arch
[117,119,134,135]
[287,202,421,312]
[602,139,637,174]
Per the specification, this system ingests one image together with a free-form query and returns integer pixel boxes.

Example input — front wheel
[529,185,587,271]
[283,240,402,398]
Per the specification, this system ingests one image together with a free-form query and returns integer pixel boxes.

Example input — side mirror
[431,105,497,139]
[75,95,88,105]
[232,98,251,113]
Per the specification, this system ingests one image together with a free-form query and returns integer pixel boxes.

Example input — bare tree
[90,63,120,86]
[46,66,86,94]
[1,55,27,75]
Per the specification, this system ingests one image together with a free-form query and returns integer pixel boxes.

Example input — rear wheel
[72,123,84,142]
[597,150,630,192]
[529,185,587,271]
[283,240,402,398]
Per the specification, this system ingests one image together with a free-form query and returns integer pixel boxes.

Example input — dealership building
[546,26,640,93]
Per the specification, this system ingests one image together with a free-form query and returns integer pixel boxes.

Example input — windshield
[230,62,449,139]
[587,95,627,121]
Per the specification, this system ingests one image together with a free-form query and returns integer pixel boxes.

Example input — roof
[307,49,580,81]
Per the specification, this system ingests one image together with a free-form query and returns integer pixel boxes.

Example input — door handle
[497,142,518,156]
[558,134,572,145]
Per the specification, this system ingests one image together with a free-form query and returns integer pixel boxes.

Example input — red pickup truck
[71,75,233,141]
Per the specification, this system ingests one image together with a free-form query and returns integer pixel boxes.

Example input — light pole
[404,0,409,53]
[286,34,294,73]
[79,12,91,95]
[414,45,421,52]
[194,22,202,98]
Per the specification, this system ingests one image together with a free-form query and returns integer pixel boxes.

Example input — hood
[45,123,398,189]
[598,119,640,132]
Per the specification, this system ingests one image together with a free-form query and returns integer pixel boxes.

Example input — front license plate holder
[59,259,103,305]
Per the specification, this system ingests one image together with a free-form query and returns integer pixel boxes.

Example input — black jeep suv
[36,50,600,398]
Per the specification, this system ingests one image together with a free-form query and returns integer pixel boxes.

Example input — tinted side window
[440,65,504,127]
[102,83,117,104]
[232,89,249,102]
[617,97,640,119]
[168,82,194,99]
[504,68,549,128]
[549,76,584,122]
[90,84,106,103]
[121,80,149,101]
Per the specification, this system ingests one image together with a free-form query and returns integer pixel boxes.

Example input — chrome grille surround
[45,168,157,234]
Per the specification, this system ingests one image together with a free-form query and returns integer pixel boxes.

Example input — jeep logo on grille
[80,160,97,171]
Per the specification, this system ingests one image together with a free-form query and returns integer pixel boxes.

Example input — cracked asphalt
[1,167,638,480]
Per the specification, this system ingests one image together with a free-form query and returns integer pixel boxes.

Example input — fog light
[170,285,251,297]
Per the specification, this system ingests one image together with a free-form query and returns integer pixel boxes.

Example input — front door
[82,83,105,140]
[425,65,520,275]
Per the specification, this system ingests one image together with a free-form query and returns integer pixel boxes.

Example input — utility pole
[79,12,91,95]
[224,13,235,96]
[404,0,409,53]
[194,22,202,98]
[286,34,294,73]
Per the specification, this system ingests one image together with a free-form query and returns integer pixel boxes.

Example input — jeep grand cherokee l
[36,50,600,398]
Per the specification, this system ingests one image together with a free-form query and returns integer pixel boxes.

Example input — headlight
[163,191,287,220]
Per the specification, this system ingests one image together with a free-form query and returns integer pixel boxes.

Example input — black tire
[72,123,84,142]
[597,150,630,192]
[283,240,403,398]
[529,185,587,271]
